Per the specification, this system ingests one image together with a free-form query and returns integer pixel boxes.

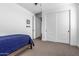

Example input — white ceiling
[18,3,74,14]
[18,3,42,14]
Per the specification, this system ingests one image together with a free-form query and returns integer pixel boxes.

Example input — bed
[0,34,34,56]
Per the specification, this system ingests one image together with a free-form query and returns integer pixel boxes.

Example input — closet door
[46,13,56,42]
[56,10,70,44]
[46,10,70,44]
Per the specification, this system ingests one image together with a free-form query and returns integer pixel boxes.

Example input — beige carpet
[18,39,79,56]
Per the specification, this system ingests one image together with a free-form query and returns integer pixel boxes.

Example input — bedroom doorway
[35,12,42,40]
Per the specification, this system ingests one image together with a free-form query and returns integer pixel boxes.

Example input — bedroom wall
[42,4,77,46]
[0,3,34,38]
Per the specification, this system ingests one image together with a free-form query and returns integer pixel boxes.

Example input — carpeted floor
[18,39,79,56]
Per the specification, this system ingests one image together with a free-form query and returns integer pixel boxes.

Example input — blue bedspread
[0,34,33,56]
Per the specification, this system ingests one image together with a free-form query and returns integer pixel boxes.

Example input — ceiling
[18,3,75,14]
[18,3,42,14]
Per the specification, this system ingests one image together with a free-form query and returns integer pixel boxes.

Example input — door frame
[69,10,71,45]
[32,15,35,39]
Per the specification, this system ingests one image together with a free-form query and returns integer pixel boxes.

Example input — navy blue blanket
[0,34,33,56]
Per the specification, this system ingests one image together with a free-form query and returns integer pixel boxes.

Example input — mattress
[0,34,33,56]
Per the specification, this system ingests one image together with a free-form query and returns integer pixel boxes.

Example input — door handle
[68,30,70,32]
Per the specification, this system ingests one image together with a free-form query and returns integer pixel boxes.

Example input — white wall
[42,4,77,46]
[35,16,42,38]
[0,3,34,38]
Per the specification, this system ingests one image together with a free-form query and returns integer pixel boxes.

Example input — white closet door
[56,11,69,44]
[46,13,56,42]
[46,10,70,44]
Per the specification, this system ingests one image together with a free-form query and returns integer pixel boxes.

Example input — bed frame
[8,44,32,56]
